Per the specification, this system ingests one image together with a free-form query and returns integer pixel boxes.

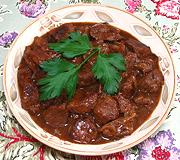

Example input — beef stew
[18,23,164,144]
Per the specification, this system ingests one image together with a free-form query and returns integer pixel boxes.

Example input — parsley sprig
[48,32,91,58]
[39,48,99,101]
[38,32,126,101]
[92,53,126,95]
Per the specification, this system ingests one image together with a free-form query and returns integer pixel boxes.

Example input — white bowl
[3,4,176,155]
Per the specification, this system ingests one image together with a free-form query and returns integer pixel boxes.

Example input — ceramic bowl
[3,4,176,155]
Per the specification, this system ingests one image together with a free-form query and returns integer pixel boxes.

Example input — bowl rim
[3,3,176,155]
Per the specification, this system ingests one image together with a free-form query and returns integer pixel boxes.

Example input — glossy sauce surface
[18,23,164,144]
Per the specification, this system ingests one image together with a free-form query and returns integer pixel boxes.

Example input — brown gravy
[17,23,164,144]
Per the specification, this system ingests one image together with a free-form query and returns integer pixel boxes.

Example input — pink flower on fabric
[124,0,142,13]
[138,130,180,160]
[151,0,180,20]
[18,0,47,18]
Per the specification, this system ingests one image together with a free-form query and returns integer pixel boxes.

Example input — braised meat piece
[133,94,154,107]
[94,95,119,125]
[100,117,134,138]
[18,59,33,84]
[109,42,126,56]
[125,51,139,70]
[71,56,83,65]
[23,47,37,72]
[120,75,137,98]
[99,43,111,54]
[18,60,39,113]
[125,39,151,58]
[43,105,68,128]
[24,47,53,65]
[114,93,136,113]
[23,46,57,72]
[94,42,126,55]
[78,63,97,87]
[90,23,123,41]
[40,93,67,109]
[139,69,164,92]
[70,118,97,144]
[49,23,75,41]
[20,82,39,106]
[32,35,59,58]
[17,22,164,144]
[33,36,49,51]
[32,68,46,81]
[67,86,98,114]
[75,24,90,35]
[134,59,154,74]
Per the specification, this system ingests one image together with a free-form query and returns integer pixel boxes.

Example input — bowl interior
[3,4,175,155]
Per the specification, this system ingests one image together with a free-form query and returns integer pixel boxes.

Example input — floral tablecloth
[0,0,180,160]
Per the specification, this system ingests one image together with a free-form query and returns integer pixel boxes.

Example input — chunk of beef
[70,118,97,144]
[32,36,59,58]
[33,36,48,51]
[71,56,83,65]
[139,69,164,92]
[74,24,90,35]
[94,95,119,125]
[125,51,139,70]
[100,43,111,54]
[90,23,123,41]
[24,48,53,65]
[67,86,98,114]
[121,72,129,79]
[134,59,155,74]
[20,82,39,106]
[93,41,126,55]
[124,109,137,122]
[43,105,68,128]
[78,63,97,87]
[32,68,46,82]
[114,93,136,113]
[120,75,137,98]
[23,47,37,72]
[18,59,33,84]
[40,93,67,109]
[23,46,55,72]
[109,42,126,56]
[18,81,40,114]
[100,117,134,138]
[91,40,111,54]
[133,94,154,108]
[125,39,151,58]
[18,60,40,114]
[49,23,75,41]
[91,39,104,47]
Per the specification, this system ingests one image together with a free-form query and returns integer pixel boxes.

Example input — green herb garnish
[92,53,126,95]
[48,32,91,58]
[39,48,99,101]
[39,32,126,101]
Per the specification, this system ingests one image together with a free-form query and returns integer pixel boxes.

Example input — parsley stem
[78,48,100,68]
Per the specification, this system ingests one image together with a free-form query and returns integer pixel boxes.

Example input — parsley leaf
[38,48,98,101]
[40,58,75,76]
[66,73,78,100]
[92,53,126,95]
[38,59,79,101]
[48,32,91,58]
[39,31,126,101]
